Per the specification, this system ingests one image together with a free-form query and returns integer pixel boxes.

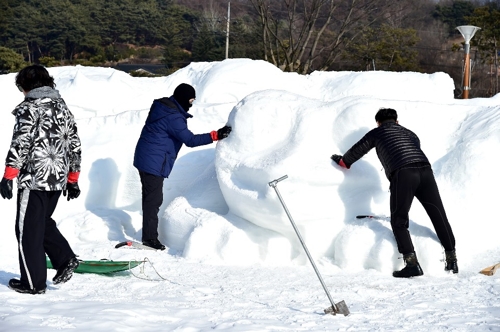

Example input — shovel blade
[324,300,350,316]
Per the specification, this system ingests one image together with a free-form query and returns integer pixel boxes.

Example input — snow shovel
[268,175,350,316]
[479,262,500,276]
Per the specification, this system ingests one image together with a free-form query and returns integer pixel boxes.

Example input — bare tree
[248,0,410,73]
[201,0,225,32]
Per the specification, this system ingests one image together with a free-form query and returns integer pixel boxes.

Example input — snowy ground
[0,60,499,331]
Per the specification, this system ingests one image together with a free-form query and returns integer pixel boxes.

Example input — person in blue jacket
[133,83,231,250]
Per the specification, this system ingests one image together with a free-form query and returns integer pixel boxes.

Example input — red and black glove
[211,125,232,141]
[1,166,19,200]
[63,172,81,201]
[331,154,349,169]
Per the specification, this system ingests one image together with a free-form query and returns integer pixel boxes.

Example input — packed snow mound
[1,59,500,332]
[211,66,499,269]
[1,59,499,274]
[1,59,454,117]
[304,70,455,102]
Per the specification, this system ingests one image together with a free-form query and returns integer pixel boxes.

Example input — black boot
[8,279,46,295]
[445,250,458,274]
[393,252,424,278]
[143,238,166,250]
[53,257,80,285]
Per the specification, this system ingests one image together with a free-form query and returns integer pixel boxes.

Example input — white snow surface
[0,59,499,331]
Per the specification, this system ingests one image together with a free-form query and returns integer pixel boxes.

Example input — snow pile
[0,60,499,331]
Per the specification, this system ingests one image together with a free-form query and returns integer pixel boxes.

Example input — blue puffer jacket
[133,96,213,178]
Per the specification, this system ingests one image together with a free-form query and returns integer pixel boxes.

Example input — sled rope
[129,257,168,281]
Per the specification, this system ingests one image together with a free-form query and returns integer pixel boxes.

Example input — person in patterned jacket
[0,65,82,294]
[331,108,457,278]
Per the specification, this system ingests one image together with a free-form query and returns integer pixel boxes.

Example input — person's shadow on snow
[85,158,136,241]
[335,128,385,221]
[328,128,395,265]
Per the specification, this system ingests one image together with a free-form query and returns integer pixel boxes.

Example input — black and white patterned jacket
[5,86,82,191]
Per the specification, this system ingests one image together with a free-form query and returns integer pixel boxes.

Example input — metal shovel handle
[268,176,349,316]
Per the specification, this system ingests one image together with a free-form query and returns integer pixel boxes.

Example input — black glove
[0,177,13,200]
[217,125,232,140]
[331,154,342,165]
[63,182,81,201]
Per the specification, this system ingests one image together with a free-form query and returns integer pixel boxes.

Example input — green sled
[46,257,143,274]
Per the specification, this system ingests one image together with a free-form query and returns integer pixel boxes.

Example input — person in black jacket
[133,83,231,250]
[331,108,457,278]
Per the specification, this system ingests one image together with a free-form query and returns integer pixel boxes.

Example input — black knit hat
[173,83,196,111]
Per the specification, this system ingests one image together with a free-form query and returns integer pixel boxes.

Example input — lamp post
[225,2,230,59]
[457,25,480,99]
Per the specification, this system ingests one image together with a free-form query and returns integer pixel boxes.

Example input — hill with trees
[0,0,499,98]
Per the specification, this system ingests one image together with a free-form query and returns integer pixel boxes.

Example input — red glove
[331,155,350,169]
[210,131,218,141]
[64,172,80,201]
[67,172,80,183]
[3,166,19,180]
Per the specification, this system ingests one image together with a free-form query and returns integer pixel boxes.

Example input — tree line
[0,0,499,98]
[0,0,261,71]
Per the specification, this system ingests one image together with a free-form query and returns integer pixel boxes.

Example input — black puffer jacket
[342,121,429,180]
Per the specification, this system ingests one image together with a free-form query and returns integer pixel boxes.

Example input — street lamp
[225,2,230,59]
[457,25,480,99]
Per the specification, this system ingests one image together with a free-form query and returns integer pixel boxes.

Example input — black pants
[15,189,75,291]
[389,165,455,255]
[139,171,164,241]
